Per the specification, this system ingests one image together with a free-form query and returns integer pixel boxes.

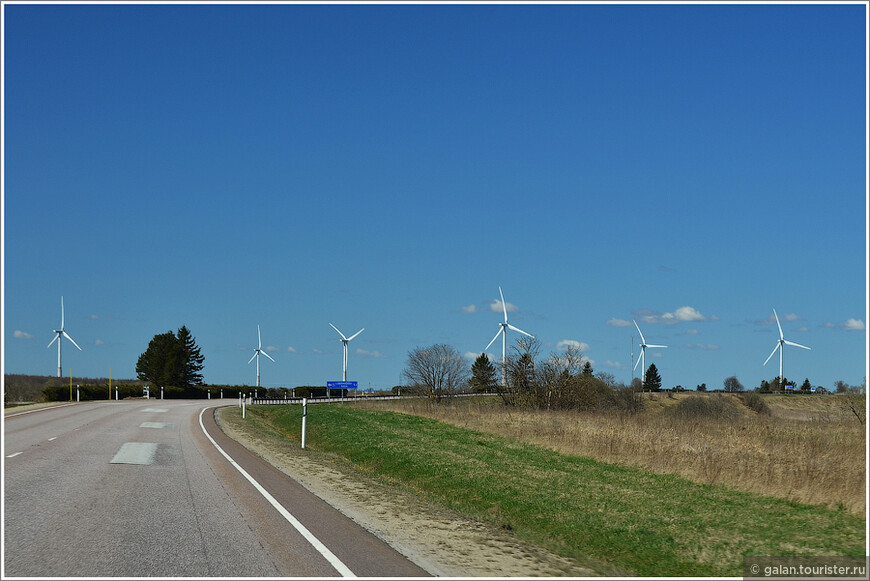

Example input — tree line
[401,337,643,413]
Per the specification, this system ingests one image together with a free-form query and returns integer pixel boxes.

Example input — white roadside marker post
[301,398,308,449]
[242,395,246,419]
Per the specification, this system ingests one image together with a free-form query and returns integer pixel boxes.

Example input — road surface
[3,399,429,577]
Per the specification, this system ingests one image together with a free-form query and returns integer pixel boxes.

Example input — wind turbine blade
[61,296,65,329]
[773,308,783,340]
[347,328,365,342]
[646,344,668,349]
[633,320,646,345]
[258,325,262,349]
[784,340,811,350]
[47,334,59,348]
[507,324,534,338]
[633,351,642,371]
[499,287,508,322]
[262,351,276,362]
[248,352,257,364]
[329,323,348,340]
[485,328,503,351]
[63,331,83,351]
[763,343,780,366]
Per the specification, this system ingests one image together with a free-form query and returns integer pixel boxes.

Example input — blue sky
[3,1,867,392]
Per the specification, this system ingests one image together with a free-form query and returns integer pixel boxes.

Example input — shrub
[663,395,741,422]
[741,391,771,415]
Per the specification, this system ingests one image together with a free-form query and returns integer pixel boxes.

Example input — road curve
[3,399,429,577]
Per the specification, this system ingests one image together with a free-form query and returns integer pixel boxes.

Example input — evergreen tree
[643,363,662,391]
[136,331,183,388]
[582,361,593,375]
[800,378,812,392]
[136,326,204,390]
[470,353,498,393]
[177,325,204,386]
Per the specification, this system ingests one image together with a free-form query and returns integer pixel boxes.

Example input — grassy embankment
[231,394,865,577]
[361,392,867,513]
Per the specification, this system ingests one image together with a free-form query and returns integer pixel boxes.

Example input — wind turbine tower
[330,323,364,381]
[47,296,82,378]
[763,308,811,384]
[247,325,275,388]
[485,286,535,386]
[633,320,667,383]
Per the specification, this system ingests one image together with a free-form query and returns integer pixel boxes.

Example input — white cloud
[461,304,477,314]
[606,318,632,327]
[557,339,590,351]
[842,318,865,331]
[823,322,835,328]
[13,330,33,339]
[686,329,699,335]
[356,348,386,359]
[287,346,297,353]
[672,306,706,322]
[761,312,801,326]
[95,339,104,345]
[490,299,518,313]
[685,343,719,350]
[90,314,99,320]
[604,360,624,369]
[265,345,278,352]
[637,306,710,325]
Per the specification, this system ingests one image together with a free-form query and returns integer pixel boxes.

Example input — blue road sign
[327,381,358,390]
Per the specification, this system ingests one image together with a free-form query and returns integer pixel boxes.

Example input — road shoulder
[215,404,598,577]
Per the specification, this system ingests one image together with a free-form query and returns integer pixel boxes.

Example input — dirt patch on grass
[215,406,600,577]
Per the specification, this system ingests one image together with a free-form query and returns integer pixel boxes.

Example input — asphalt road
[3,399,429,577]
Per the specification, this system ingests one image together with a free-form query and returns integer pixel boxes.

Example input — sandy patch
[216,407,599,577]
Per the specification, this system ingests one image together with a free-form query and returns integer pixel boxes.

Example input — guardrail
[250,394,404,405]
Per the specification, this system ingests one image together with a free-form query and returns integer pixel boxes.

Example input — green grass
[241,403,865,576]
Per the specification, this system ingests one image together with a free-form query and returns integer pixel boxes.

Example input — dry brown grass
[355,392,866,514]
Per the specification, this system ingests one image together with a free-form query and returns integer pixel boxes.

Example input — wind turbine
[329,323,364,381]
[633,320,667,382]
[485,286,534,386]
[47,296,82,378]
[763,308,811,384]
[247,325,275,388]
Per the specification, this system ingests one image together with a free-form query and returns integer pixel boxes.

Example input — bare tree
[402,344,470,403]
[723,376,744,393]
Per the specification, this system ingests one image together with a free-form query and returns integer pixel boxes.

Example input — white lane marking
[111,442,158,465]
[48,437,57,441]
[197,407,355,578]
[142,408,168,413]
[4,402,79,417]
[139,422,169,429]
[6,452,23,458]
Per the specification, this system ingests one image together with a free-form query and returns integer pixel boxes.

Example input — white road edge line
[4,402,79,418]
[6,452,23,458]
[197,407,356,578]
